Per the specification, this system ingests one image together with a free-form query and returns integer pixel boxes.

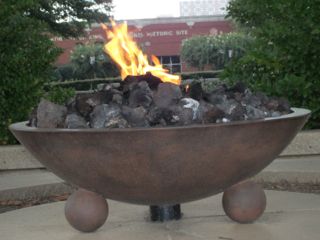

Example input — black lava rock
[31,74,291,130]
[153,82,182,108]
[65,113,88,129]
[128,81,153,108]
[36,99,67,128]
[90,104,122,128]
[122,106,149,127]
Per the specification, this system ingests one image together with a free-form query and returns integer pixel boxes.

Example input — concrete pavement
[1,154,320,239]
[1,190,320,240]
[254,155,320,183]
[0,169,74,201]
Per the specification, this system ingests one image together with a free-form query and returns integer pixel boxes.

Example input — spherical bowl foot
[65,189,109,232]
[222,180,266,223]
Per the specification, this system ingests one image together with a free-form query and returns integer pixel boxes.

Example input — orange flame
[101,21,181,85]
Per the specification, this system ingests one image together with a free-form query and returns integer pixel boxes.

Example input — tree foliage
[222,0,320,128]
[181,32,253,70]
[0,0,112,144]
[28,0,112,37]
[0,1,60,144]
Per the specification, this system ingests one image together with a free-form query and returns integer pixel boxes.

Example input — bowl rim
[9,107,311,133]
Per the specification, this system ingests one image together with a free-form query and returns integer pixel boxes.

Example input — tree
[0,0,113,144]
[222,0,320,128]
[28,0,113,37]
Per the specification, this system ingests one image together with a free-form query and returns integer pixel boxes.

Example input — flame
[102,21,181,85]
[185,84,190,93]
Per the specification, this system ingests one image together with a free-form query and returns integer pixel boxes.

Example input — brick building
[53,15,232,72]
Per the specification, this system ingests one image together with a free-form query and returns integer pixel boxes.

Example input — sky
[112,0,181,20]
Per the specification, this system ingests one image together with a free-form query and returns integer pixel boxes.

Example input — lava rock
[207,93,227,105]
[180,98,200,120]
[112,94,123,105]
[31,78,292,130]
[265,97,290,113]
[75,93,95,117]
[227,82,248,94]
[160,107,180,126]
[153,83,182,108]
[189,82,204,101]
[66,97,77,113]
[37,99,67,128]
[233,92,244,102]
[216,99,245,120]
[278,98,291,113]
[242,94,262,108]
[255,92,269,105]
[28,107,38,127]
[246,105,267,120]
[175,106,195,125]
[124,72,162,90]
[129,81,153,108]
[104,115,129,128]
[157,104,195,126]
[146,107,164,126]
[271,111,282,118]
[90,104,121,129]
[160,105,194,126]
[65,113,88,129]
[198,101,225,123]
[229,103,246,121]
[76,91,113,117]
[266,98,279,111]
[122,106,149,127]
[211,84,228,94]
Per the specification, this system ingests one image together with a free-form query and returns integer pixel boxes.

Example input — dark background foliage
[221,0,320,128]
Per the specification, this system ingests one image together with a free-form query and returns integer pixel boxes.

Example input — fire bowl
[10,108,310,205]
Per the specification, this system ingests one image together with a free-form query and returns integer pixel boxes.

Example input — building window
[156,55,182,73]
[94,41,104,45]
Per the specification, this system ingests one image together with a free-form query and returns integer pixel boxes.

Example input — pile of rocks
[30,75,291,129]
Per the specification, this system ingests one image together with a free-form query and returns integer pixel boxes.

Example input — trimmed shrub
[71,43,119,80]
[52,64,75,81]
[181,32,253,70]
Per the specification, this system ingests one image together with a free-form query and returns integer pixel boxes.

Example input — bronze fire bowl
[10,108,310,205]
